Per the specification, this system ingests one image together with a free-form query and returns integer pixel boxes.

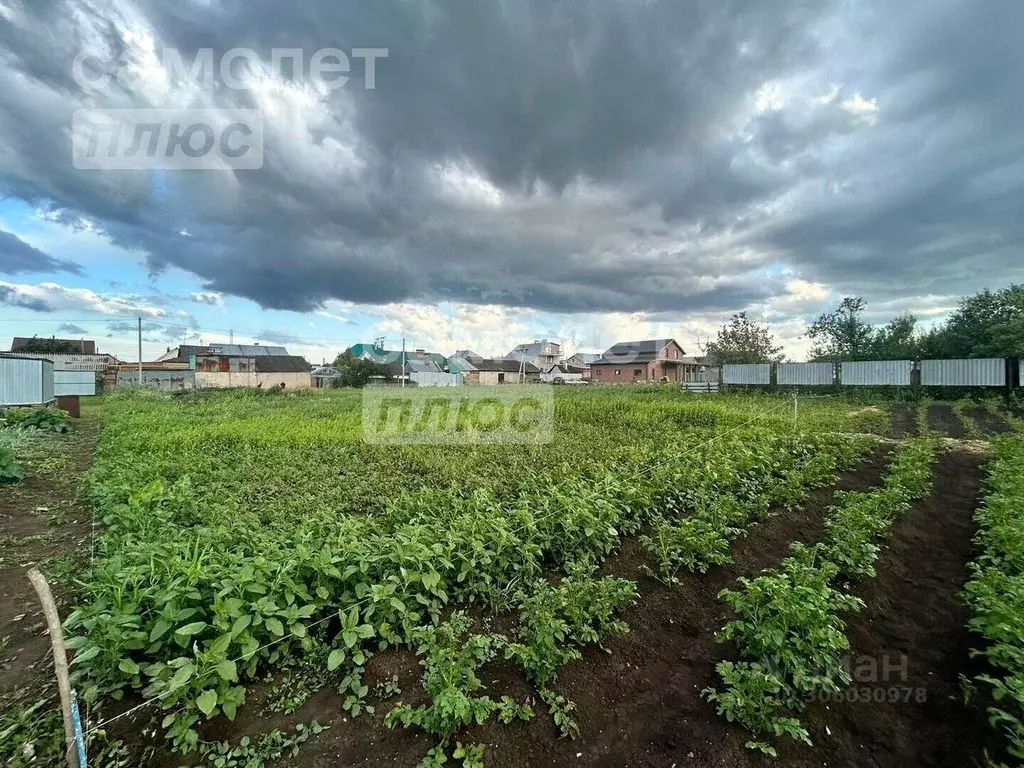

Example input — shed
[0,357,55,405]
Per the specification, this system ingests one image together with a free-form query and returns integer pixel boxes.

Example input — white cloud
[839,92,880,126]
[190,290,224,306]
[0,280,168,318]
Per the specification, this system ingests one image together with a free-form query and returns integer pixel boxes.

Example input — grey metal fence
[409,371,464,387]
[777,362,835,386]
[54,371,97,396]
[840,360,913,386]
[722,363,771,385]
[920,358,1005,387]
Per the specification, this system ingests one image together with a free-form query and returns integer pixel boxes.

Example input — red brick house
[589,339,697,384]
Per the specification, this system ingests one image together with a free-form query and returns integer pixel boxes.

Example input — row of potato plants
[964,434,1024,762]
[641,437,871,581]
[703,438,937,755]
[63,392,875,756]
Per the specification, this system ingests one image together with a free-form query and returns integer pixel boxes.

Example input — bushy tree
[925,285,1024,358]
[807,297,876,361]
[703,312,784,364]
[869,312,921,360]
[330,353,392,388]
[16,337,81,354]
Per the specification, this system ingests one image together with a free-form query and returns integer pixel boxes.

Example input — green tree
[926,285,1024,358]
[703,312,784,365]
[869,312,921,360]
[330,353,392,388]
[807,297,876,361]
[15,337,81,354]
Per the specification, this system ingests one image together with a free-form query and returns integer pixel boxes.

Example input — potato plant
[964,434,1024,760]
[58,389,883,753]
[706,438,937,751]
[384,613,531,766]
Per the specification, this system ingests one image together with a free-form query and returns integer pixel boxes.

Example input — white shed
[0,357,55,405]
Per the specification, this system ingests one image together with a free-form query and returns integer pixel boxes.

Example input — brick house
[589,339,695,384]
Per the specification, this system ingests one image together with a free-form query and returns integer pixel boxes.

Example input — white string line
[82,396,801,735]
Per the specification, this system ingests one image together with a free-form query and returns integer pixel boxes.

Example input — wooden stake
[27,568,81,768]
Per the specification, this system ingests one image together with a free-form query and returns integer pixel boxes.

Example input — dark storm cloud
[0,228,83,275]
[0,0,1021,318]
[57,323,87,334]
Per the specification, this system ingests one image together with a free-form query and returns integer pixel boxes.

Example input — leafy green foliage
[1,408,71,433]
[195,722,328,767]
[385,613,532,761]
[965,435,1024,759]
[706,438,937,751]
[703,662,809,749]
[58,389,888,752]
[506,569,636,687]
[0,445,23,483]
[703,311,784,365]
[330,352,392,388]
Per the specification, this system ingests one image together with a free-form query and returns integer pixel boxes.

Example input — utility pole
[229,328,234,345]
[519,348,526,384]
[138,316,143,387]
[401,337,406,388]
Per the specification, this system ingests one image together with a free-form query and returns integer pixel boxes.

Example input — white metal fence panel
[0,357,52,405]
[410,372,464,387]
[41,360,54,402]
[54,370,97,396]
[778,362,835,386]
[116,370,196,390]
[840,360,912,386]
[722,363,771,385]
[920,358,1005,387]
[4,353,110,371]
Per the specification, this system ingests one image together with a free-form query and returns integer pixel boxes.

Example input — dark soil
[927,404,968,438]
[0,423,97,699]
[890,406,918,439]
[965,406,1013,437]
[772,449,999,768]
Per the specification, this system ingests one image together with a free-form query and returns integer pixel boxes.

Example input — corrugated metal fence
[722,363,771,385]
[840,360,913,386]
[777,362,835,386]
[0,358,54,405]
[116,370,196,390]
[54,371,97,396]
[410,372,464,387]
[920,358,1005,387]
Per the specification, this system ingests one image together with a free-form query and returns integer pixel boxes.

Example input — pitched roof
[567,352,601,365]
[156,345,211,363]
[447,356,479,373]
[254,356,312,373]
[592,339,683,363]
[474,358,540,373]
[504,339,561,360]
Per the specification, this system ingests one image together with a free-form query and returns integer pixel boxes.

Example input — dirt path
[0,422,97,701]
[964,406,1013,437]
[926,404,968,438]
[890,406,919,439]
[778,449,998,768]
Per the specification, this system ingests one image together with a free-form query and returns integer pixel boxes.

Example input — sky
[0,0,1021,363]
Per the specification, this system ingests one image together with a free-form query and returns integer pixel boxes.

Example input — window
[594,369,601,376]
[497,372,505,383]
[614,369,620,375]
[633,368,642,376]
